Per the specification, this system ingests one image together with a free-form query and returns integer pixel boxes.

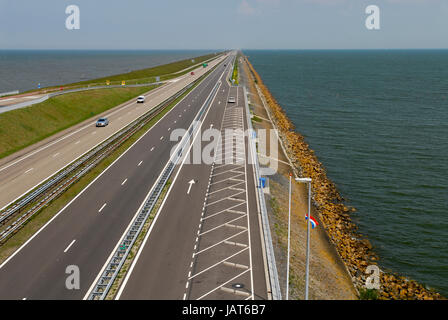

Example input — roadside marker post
[259,177,266,189]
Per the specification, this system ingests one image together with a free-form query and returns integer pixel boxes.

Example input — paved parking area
[187,95,255,300]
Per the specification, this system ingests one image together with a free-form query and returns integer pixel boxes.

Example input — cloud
[238,0,257,15]
[237,0,281,16]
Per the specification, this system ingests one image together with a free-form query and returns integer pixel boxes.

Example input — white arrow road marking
[187,179,196,195]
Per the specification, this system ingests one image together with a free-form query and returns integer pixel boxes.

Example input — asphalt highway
[0,54,232,299]
[0,54,226,211]
[117,67,268,300]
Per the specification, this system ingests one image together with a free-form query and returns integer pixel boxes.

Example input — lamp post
[295,177,312,300]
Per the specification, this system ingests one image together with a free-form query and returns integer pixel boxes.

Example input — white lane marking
[115,75,224,300]
[196,269,251,300]
[98,203,107,213]
[75,140,80,145]
[179,115,182,117]
[160,136,164,140]
[24,168,34,174]
[189,247,249,280]
[0,60,204,177]
[0,63,225,278]
[52,153,60,158]
[150,147,155,151]
[195,230,247,256]
[121,178,127,186]
[138,160,143,166]
[168,128,171,131]
[64,239,76,253]
[174,120,177,123]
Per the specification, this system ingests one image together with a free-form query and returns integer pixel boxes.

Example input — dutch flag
[305,215,318,229]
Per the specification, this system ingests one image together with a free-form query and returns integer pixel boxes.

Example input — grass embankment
[0,71,206,264]
[0,86,155,160]
[25,52,221,94]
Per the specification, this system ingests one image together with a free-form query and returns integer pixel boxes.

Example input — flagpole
[305,181,311,300]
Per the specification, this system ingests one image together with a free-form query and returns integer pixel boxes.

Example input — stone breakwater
[244,57,444,300]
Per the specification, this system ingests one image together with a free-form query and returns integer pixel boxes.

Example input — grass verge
[359,288,379,300]
[232,56,239,85]
[23,53,222,93]
[0,86,158,160]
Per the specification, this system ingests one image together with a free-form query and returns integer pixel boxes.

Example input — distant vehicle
[137,96,145,103]
[96,117,109,127]
[191,72,195,75]
[228,97,236,103]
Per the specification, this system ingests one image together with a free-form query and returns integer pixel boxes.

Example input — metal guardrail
[0,90,19,97]
[87,79,221,300]
[243,86,282,300]
[0,82,163,115]
[0,71,215,243]
[0,54,226,115]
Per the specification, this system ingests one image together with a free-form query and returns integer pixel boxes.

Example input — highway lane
[0,55,226,211]
[0,55,233,299]
[117,73,268,300]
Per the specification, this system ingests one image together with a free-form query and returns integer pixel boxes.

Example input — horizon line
[1,48,448,51]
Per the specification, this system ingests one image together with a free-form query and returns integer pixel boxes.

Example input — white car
[228,97,236,103]
[137,96,145,103]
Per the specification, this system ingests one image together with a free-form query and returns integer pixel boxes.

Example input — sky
[0,0,447,50]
